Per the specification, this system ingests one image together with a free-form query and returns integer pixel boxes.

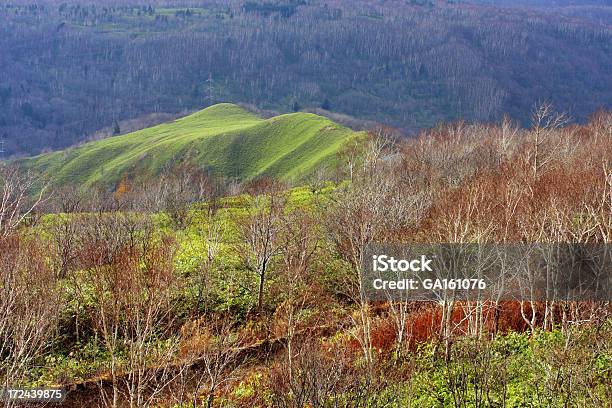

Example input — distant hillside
[21,103,359,188]
[1,1,610,156]
[468,1,610,6]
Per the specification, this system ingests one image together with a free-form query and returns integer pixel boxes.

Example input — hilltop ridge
[21,103,360,188]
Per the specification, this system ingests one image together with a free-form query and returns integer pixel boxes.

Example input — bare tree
[496,114,519,165]
[327,134,415,372]
[237,185,287,311]
[49,214,82,279]
[191,211,223,315]
[47,184,87,214]
[529,102,569,179]
[274,207,321,381]
[0,165,48,237]
[0,166,57,407]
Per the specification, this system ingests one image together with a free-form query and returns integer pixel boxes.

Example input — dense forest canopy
[0,0,610,157]
[472,0,611,6]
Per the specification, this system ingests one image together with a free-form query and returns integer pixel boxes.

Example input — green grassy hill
[22,103,360,188]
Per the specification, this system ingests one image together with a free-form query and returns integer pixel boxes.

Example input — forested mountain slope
[1,0,610,156]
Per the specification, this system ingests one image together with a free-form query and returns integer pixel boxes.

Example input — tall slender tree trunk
[257,262,266,310]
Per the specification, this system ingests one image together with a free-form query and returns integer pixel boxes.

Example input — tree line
[0,0,610,156]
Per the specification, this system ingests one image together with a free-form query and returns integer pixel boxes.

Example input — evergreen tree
[321,98,331,110]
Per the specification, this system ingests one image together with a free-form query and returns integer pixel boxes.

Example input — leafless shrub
[270,340,337,408]
[445,337,510,408]
[0,235,61,405]
[74,213,182,408]
[173,317,246,408]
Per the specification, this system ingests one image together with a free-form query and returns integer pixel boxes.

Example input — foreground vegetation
[1,106,611,407]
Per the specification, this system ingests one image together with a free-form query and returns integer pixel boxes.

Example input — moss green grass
[22,103,360,188]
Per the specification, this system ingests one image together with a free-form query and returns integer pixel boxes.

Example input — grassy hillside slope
[22,103,359,188]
